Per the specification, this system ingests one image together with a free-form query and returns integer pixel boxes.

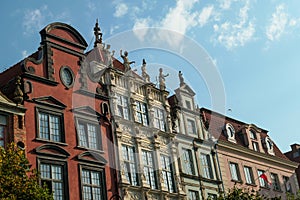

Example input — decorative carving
[79,57,88,90]
[179,71,185,86]
[120,50,135,72]
[46,45,55,81]
[158,68,169,90]
[13,76,24,105]
[94,19,102,47]
[141,59,150,82]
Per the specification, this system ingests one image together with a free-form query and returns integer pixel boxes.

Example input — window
[142,150,157,189]
[188,190,200,200]
[0,114,7,147]
[252,141,259,152]
[249,130,257,139]
[229,162,240,181]
[271,173,281,191]
[244,166,254,184]
[60,66,74,88]
[185,100,191,109]
[187,119,196,135]
[153,107,165,131]
[40,162,67,200]
[161,155,175,192]
[283,176,292,193]
[182,149,195,175]
[116,94,130,120]
[200,154,213,179]
[81,168,105,200]
[257,170,268,188]
[207,193,217,200]
[136,101,148,126]
[38,110,63,142]
[77,120,101,150]
[122,145,138,186]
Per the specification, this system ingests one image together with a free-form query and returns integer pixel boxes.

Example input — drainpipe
[212,141,225,195]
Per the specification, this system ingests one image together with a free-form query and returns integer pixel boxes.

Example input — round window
[60,66,74,88]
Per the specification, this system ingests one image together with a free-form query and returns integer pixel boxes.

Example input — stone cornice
[217,140,298,170]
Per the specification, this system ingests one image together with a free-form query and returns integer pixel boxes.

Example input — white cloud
[219,0,236,10]
[22,50,28,58]
[198,5,214,27]
[114,3,129,18]
[23,6,47,35]
[213,0,255,50]
[160,0,198,34]
[133,18,151,41]
[289,19,297,27]
[266,4,288,41]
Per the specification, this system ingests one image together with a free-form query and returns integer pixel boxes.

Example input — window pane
[244,166,254,184]
[82,169,103,200]
[0,115,7,125]
[78,121,100,150]
[78,124,87,147]
[39,113,49,140]
[40,163,64,200]
[122,145,138,186]
[229,163,239,181]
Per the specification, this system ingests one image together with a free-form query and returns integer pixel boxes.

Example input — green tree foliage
[0,143,53,200]
[216,187,300,200]
[216,187,265,200]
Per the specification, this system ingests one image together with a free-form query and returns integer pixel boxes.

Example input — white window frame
[182,149,195,175]
[160,155,175,193]
[243,166,254,184]
[229,162,240,181]
[116,94,130,120]
[200,154,214,179]
[153,107,165,131]
[142,150,157,189]
[136,101,148,126]
[122,145,138,186]
[187,119,197,135]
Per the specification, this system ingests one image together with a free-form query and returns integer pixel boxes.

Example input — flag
[260,173,272,185]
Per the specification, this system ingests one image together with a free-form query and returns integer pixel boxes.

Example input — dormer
[246,124,263,153]
[263,136,275,156]
[224,123,236,143]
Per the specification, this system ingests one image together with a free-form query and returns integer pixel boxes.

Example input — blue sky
[1,0,300,152]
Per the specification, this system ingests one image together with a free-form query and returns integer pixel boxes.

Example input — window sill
[34,138,68,146]
[75,146,105,154]
[231,179,243,184]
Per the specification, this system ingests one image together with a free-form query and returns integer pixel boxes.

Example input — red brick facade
[0,22,117,200]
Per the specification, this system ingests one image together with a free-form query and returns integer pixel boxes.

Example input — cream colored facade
[169,77,223,200]
[100,55,185,199]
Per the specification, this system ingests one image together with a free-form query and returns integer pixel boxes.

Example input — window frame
[182,148,195,175]
[160,154,175,193]
[229,162,241,182]
[271,173,281,191]
[142,150,157,189]
[188,190,200,200]
[115,94,130,120]
[200,153,214,179]
[79,165,107,200]
[257,169,268,188]
[252,141,259,152]
[153,107,166,131]
[75,117,102,151]
[187,119,197,135]
[283,176,292,193]
[243,166,255,185]
[0,114,8,148]
[38,159,69,200]
[122,145,139,186]
[36,107,65,143]
[135,101,149,126]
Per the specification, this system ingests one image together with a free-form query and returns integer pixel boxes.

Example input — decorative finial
[159,68,169,90]
[94,19,102,47]
[179,70,185,86]
[120,50,135,72]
